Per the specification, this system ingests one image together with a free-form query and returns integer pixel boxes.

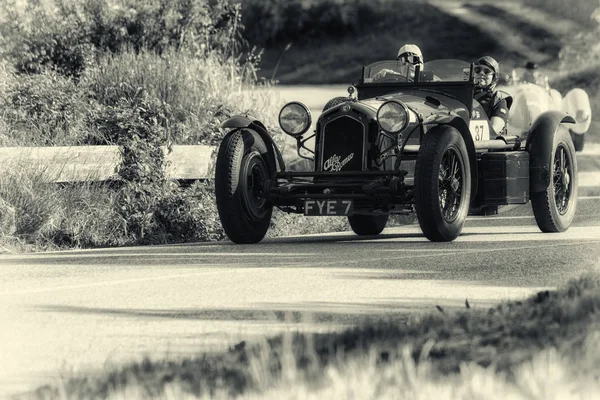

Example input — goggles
[398,53,422,64]
[474,65,494,75]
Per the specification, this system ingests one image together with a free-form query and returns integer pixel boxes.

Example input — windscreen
[362,59,472,83]
[421,59,472,82]
[362,61,414,83]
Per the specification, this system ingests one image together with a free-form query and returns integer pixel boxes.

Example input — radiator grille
[320,115,366,171]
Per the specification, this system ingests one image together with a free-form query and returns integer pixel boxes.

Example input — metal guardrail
[0,145,215,182]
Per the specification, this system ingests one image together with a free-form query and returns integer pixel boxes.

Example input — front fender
[221,115,286,172]
[426,114,478,201]
[526,111,575,192]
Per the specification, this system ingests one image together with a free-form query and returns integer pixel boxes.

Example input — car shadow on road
[33,301,462,326]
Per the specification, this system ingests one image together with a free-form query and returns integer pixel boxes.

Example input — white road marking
[0,268,264,297]
[292,239,600,268]
[468,216,533,220]
[0,252,318,260]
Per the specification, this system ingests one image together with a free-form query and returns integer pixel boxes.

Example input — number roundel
[469,121,489,141]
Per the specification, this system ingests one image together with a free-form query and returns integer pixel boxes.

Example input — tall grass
[0,165,128,249]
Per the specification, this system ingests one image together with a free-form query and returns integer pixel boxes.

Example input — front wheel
[348,214,389,236]
[415,125,471,242]
[215,129,274,244]
[531,127,578,232]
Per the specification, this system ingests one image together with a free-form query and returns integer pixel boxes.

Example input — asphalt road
[1,88,600,398]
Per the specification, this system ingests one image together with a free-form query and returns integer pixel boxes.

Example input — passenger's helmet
[397,44,424,69]
[474,56,500,89]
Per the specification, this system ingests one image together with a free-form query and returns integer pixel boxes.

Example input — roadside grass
[0,49,296,251]
[25,272,600,399]
[0,164,129,251]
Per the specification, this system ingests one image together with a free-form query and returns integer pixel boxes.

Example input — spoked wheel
[348,214,389,236]
[531,128,578,232]
[215,129,274,244]
[439,149,464,222]
[415,125,471,242]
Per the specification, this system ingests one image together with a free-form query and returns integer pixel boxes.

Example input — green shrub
[94,94,169,241]
[0,0,245,78]
[155,180,225,243]
[0,69,94,145]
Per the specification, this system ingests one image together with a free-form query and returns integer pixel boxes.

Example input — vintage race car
[214,59,578,243]
[499,75,592,151]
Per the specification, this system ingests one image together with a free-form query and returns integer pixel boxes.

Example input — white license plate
[304,199,353,216]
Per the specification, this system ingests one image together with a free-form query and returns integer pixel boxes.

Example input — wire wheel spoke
[242,152,269,219]
[439,149,462,221]
[553,145,571,215]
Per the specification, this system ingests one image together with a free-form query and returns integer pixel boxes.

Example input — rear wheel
[215,129,274,244]
[415,126,471,242]
[348,214,389,236]
[531,128,578,232]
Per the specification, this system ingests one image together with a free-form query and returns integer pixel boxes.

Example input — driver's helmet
[397,44,424,70]
[474,56,500,89]
[523,61,539,83]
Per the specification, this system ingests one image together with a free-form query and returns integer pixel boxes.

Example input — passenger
[473,56,509,136]
[372,44,424,81]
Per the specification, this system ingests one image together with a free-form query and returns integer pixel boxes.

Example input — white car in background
[499,80,592,151]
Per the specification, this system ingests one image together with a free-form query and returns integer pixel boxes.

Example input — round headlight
[278,102,312,137]
[377,101,409,133]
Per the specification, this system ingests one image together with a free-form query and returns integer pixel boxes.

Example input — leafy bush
[0,0,245,78]
[155,180,225,243]
[94,93,169,241]
[82,49,273,146]
[1,69,93,145]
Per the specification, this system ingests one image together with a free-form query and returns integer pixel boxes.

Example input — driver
[522,61,550,90]
[473,56,509,136]
[372,44,424,81]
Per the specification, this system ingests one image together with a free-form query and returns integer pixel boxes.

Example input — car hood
[360,89,470,120]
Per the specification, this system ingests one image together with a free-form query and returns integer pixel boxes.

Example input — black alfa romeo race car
[214,59,578,243]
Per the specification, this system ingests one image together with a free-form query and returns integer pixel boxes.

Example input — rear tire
[531,128,578,232]
[415,125,471,242]
[348,214,389,236]
[215,129,274,244]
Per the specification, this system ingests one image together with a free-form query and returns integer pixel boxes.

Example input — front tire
[415,125,471,242]
[215,129,274,244]
[531,127,578,232]
[348,214,389,236]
